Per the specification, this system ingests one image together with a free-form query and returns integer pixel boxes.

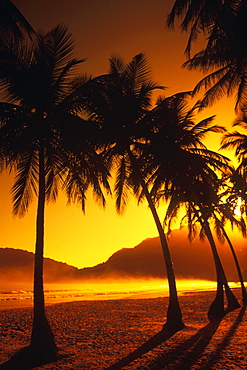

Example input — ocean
[0,279,241,309]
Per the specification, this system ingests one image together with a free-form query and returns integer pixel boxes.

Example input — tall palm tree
[80,53,184,331]
[146,93,240,320]
[168,0,247,302]
[0,25,110,362]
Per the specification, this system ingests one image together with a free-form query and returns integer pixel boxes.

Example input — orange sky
[0,0,238,268]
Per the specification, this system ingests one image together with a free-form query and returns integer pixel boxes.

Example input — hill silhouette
[80,228,247,281]
[0,228,246,283]
[0,248,80,283]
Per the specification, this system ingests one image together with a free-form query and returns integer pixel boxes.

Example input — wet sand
[0,288,246,369]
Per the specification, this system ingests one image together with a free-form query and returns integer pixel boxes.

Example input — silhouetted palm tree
[0,25,110,362]
[221,111,247,300]
[179,1,247,111]
[222,227,247,301]
[147,93,240,320]
[168,0,247,303]
[162,172,241,320]
[80,53,184,330]
[0,0,34,43]
[167,0,242,57]
[207,187,247,303]
[167,1,247,112]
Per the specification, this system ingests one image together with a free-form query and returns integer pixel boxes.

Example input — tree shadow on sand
[0,346,63,370]
[107,305,246,370]
[106,327,182,370]
[198,304,246,370]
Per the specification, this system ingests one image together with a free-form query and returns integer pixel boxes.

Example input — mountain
[0,248,80,283]
[0,228,246,283]
[79,229,247,281]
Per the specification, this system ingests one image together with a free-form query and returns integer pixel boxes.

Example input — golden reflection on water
[0,279,242,309]
[43,279,241,302]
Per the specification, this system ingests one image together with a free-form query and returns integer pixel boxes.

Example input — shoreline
[0,280,243,311]
[1,288,246,369]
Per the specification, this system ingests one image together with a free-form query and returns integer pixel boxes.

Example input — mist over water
[0,279,242,309]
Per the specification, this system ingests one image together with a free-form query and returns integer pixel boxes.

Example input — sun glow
[1,279,242,309]
[234,197,243,218]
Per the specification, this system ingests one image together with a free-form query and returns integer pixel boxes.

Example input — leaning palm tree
[145,93,240,320]
[221,111,247,300]
[80,53,184,331]
[164,190,241,320]
[207,186,247,303]
[0,25,110,362]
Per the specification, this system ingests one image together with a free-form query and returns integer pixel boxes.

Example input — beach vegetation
[0,22,110,362]
[142,92,240,319]
[76,53,185,330]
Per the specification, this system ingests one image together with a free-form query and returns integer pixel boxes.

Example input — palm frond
[114,154,132,214]
[43,24,75,72]
[62,161,88,213]
[11,151,38,216]
[235,76,247,112]
[108,54,125,75]
[123,53,153,94]
[183,14,203,57]
[220,131,247,157]
[0,0,34,42]
[166,0,192,29]
[53,58,86,104]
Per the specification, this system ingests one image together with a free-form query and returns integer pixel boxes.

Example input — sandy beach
[0,288,246,369]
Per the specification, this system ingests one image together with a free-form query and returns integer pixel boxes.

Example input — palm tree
[0,0,34,43]
[80,53,185,331]
[221,112,247,300]
[167,0,242,57]
[178,1,247,112]
[146,93,240,320]
[167,0,247,302]
[207,188,247,303]
[160,170,241,321]
[0,25,110,362]
[167,1,247,112]
[221,227,247,302]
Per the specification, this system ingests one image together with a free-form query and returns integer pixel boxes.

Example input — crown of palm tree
[77,53,164,213]
[0,24,111,216]
[0,0,34,43]
[0,23,112,355]
[167,0,242,57]
[172,0,247,111]
[167,1,247,111]
[137,93,231,202]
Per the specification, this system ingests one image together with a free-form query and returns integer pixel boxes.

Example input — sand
[0,288,246,369]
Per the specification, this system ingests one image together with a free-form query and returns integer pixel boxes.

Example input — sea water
[0,279,241,309]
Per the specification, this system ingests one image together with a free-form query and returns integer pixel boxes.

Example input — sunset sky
[0,0,238,269]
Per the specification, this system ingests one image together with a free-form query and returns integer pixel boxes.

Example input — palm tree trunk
[144,186,184,330]
[204,221,240,321]
[128,149,184,330]
[29,142,57,361]
[202,221,225,320]
[222,227,247,302]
